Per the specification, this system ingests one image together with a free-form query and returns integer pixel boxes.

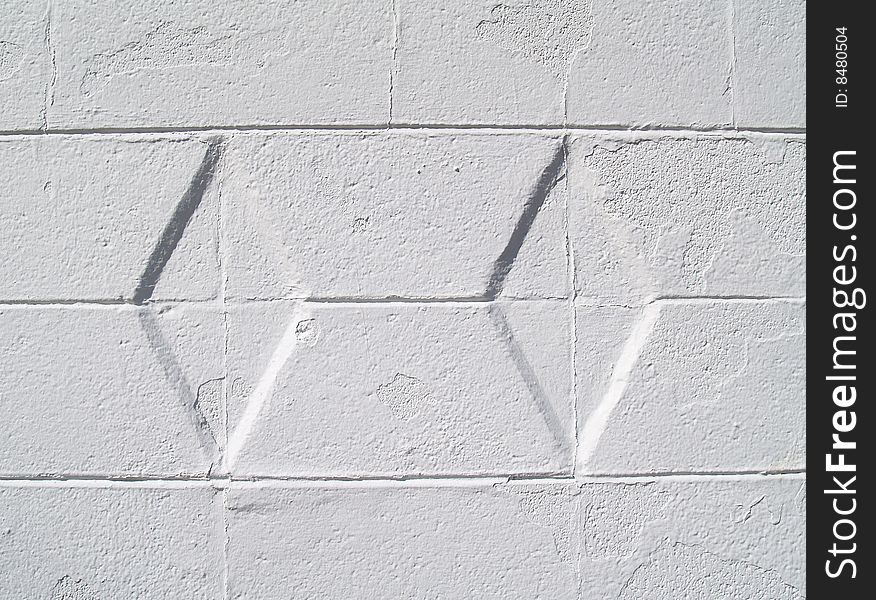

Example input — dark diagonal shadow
[132,139,223,305]
[138,309,219,469]
[484,137,569,453]
[484,137,567,301]
[131,139,224,472]
[488,303,568,451]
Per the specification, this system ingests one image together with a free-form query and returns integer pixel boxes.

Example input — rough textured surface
[0,486,223,599]
[579,477,805,598]
[565,0,733,127]
[0,306,224,476]
[475,0,595,81]
[225,300,573,477]
[0,1,50,130]
[226,482,579,599]
[0,0,804,597]
[226,477,804,599]
[576,300,805,474]
[570,133,805,304]
[734,0,806,128]
[0,0,803,130]
[49,0,392,127]
[0,136,219,301]
[221,131,568,300]
[392,0,567,124]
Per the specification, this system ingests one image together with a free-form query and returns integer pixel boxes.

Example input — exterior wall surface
[0,1,805,598]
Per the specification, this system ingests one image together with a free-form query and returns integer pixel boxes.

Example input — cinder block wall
[0,1,805,598]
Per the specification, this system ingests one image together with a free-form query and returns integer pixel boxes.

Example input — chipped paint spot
[587,138,805,290]
[50,576,100,600]
[582,484,669,559]
[351,216,370,233]
[476,0,594,81]
[295,318,319,346]
[376,373,435,420]
[508,486,577,564]
[619,542,803,599]
[0,41,25,80]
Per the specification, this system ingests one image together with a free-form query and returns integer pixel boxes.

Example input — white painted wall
[0,1,805,598]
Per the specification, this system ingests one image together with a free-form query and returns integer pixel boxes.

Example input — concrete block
[221,131,568,300]
[733,0,806,128]
[393,0,578,124]
[0,2,808,592]
[576,300,805,474]
[0,305,224,476]
[0,135,220,302]
[0,485,223,599]
[569,133,805,303]
[49,0,392,128]
[226,482,580,599]
[578,477,805,598]
[566,0,733,127]
[225,476,804,598]
[0,0,51,130]
[224,300,573,477]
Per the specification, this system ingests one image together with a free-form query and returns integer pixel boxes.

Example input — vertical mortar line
[562,63,570,127]
[221,486,230,600]
[42,0,57,132]
[562,135,579,476]
[728,0,737,128]
[574,485,583,600]
[561,129,582,594]
[389,0,400,124]
[215,140,231,599]
[216,144,229,465]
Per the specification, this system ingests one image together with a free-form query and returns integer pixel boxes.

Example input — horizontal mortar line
[579,468,806,480]
[0,470,805,489]
[0,296,570,308]
[206,295,570,304]
[573,472,808,484]
[0,470,568,484]
[388,123,807,135]
[0,474,557,489]
[305,295,491,304]
[0,123,806,138]
[0,298,134,306]
[0,474,222,482]
[0,298,222,307]
[575,295,807,308]
[0,295,804,309]
[229,470,574,483]
[206,471,807,488]
[650,295,805,304]
[303,296,569,304]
